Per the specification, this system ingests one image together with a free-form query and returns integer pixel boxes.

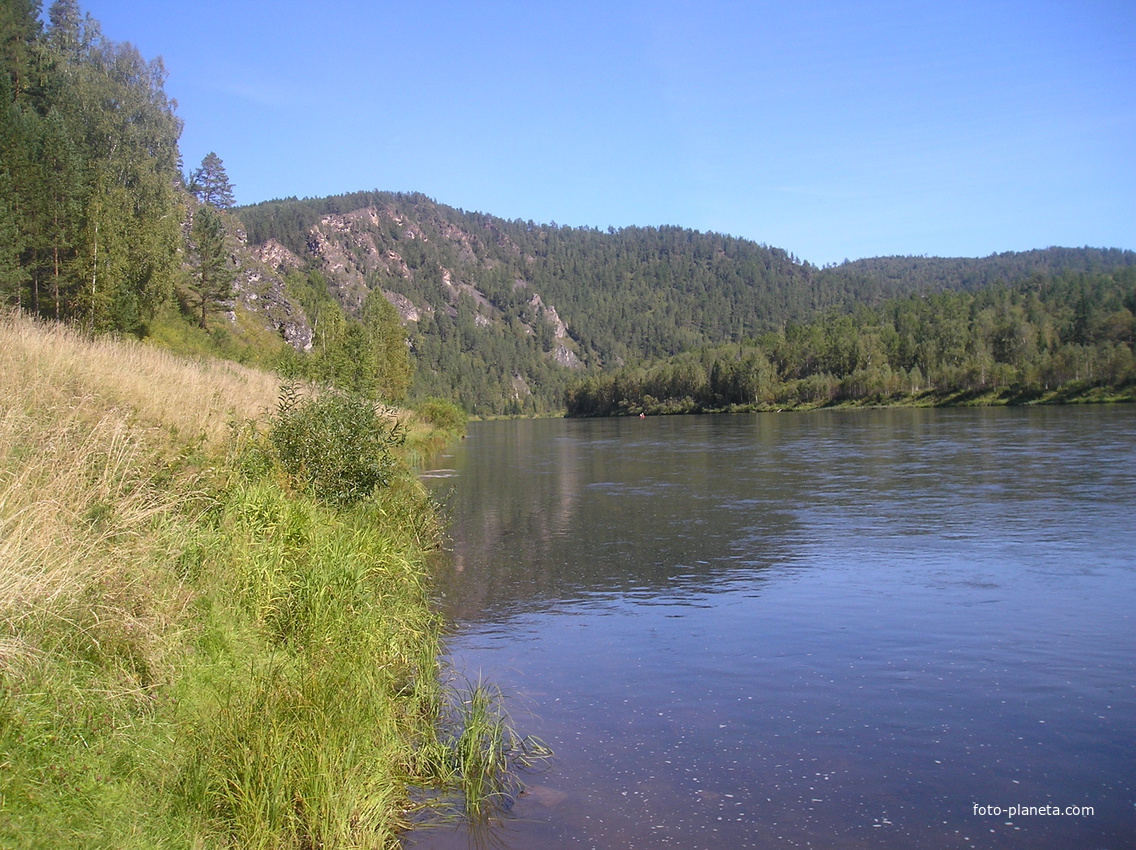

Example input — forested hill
[565,268,1136,416]
[4,0,1131,422]
[237,191,1134,414]
[819,248,1136,298]
[240,191,820,365]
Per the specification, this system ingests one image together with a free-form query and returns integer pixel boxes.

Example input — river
[411,406,1136,849]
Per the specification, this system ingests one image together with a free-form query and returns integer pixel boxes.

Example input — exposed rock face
[257,239,304,272]
[511,372,532,399]
[385,250,412,280]
[179,203,314,353]
[383,290,424,323]
[232,197,585,371]
[553,343,581,368]
[233,261,313,351]
[524,292,581,367]
[529,293,569,340]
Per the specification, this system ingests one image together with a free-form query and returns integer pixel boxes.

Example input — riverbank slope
[0,312,466,847]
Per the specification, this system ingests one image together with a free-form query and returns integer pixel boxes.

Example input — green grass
[147,302,291,372]
[0,312,527,848]
[443,679,552,822]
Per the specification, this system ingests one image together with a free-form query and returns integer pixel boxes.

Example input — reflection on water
[413,407,1136,849]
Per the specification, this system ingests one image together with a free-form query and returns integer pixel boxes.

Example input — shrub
[415,397,468,433]
[268,384,404,505]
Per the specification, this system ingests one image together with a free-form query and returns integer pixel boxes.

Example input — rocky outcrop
[232,256,313,351]
[233,196,586,372]
[257,239,304,272]
[383,289,426,323]
[553,344,581,368]
[529,293,569,340]
[527,292,582,368]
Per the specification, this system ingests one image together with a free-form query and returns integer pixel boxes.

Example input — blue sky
[79,0,1133,266]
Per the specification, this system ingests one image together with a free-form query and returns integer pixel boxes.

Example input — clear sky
[77,0,1133,266]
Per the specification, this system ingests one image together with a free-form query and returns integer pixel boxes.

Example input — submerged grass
[0,311,529,848]
[443,679,552,822]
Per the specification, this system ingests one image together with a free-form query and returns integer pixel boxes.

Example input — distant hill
[233,190,1135,415]
[818,248,1136,297]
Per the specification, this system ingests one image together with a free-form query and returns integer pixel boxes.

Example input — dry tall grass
[0,312,504,847]
[0,310,280,444]
[0,311,279,680]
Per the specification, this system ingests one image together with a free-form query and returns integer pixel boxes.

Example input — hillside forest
[238,193,1135,415]
[2,1,1135,416]
[565,269,1136,415]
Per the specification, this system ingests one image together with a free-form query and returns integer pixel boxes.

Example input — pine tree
[188,152,235,209]
[40,108,82,319]
[46,0,82,56]
[0,174,24,306]
[0,0,43,97]
[0,74,34,308]
[187,205,231,328]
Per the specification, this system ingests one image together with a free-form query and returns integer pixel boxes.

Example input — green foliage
[282,267,334,321]
[175,478,445,847]
[276,271,413,403]
[237,191,1136,416]
[185,204,232,328]
[1,314,536,847]
[415,397,468,433]
[187,151,234,209]
[0,0,183,332]
[361,288,413,402]
[566,269,1136,415]
[147,301,290,370]
[440,679,552,822]
[267,384,405,505]
[10,0,1133,418]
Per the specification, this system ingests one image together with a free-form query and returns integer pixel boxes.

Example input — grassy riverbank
[0,313,501,848]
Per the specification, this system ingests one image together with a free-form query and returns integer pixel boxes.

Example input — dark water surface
[411,407,1136,849]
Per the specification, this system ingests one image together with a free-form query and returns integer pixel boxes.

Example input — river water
[411,406,1136,849]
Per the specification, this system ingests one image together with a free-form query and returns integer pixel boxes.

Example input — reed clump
[0,311,528,848]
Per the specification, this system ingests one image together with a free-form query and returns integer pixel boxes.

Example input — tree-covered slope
[237,191,1136,415]
[817,248,1136,300]
[239,191,819,365]
[565,268,1136,415]
[0,0,184,334]
[5,3,1135,418]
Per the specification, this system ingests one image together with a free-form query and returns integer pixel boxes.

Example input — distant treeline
[822,248,1136,294]
[565,270,1136,415]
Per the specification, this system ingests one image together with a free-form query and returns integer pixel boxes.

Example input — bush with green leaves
[268,384,405,505]
[415,397,468,433]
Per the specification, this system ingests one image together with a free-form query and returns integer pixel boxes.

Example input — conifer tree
[187,204,231,328]
[0,0,42,97]
[0,177,24,306]
[46,0,83,56]
[40,108,82,319]
[188,152,235,209]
